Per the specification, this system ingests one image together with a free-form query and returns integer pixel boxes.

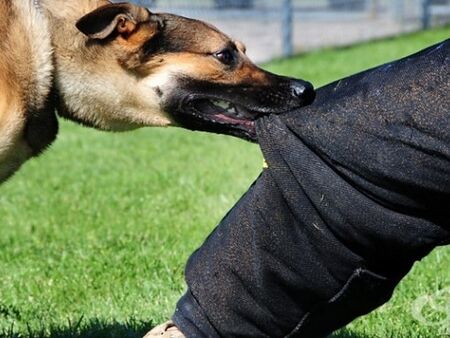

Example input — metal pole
[282,0,293,57]
[393,0,404,22]
[370,0,381,19]
[422,0,431,29]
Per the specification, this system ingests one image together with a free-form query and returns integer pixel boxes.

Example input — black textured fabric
[173,40,450,338]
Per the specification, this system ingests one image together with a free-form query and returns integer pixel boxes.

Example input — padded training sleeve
[173,39,450,337]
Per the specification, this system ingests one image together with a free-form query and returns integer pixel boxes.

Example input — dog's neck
[39,0,171,131]
[41,0,119,129]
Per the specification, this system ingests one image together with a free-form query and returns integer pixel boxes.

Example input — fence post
[422,0,431,29]
[393,0,405,24]
[282,0,294,57]
[370,0,381,19]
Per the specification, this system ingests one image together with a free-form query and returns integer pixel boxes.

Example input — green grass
[1,27,449,338]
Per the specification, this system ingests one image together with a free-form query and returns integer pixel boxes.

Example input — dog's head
[75,2,315,141]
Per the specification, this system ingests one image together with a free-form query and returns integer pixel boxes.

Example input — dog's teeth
[212,100,229,110]
[237,106,253,119]
[209,100,253,120]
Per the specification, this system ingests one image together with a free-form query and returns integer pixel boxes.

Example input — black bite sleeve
[173,39,450,338]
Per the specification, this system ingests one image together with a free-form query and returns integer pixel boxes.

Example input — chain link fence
[127,0,450,62]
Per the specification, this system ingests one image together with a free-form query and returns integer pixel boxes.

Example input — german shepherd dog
[0,0,315,183]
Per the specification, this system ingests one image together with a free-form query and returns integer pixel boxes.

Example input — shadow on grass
[2,317,155,338]
[330,328,369,338]
[1,317,369,338]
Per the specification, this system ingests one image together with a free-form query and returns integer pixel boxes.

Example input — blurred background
[124,0,450,63]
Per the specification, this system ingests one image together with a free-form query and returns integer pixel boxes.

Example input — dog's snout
[290,80,316,105]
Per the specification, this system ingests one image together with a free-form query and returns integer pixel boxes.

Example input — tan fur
[139,52,271,85]
[0,0,53,181]
[39,0,173,131]
[0,0,171,182]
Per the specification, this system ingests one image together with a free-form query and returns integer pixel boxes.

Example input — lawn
[1,27,449,338]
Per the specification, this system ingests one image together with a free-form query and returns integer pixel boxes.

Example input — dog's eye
[214,49,235,65]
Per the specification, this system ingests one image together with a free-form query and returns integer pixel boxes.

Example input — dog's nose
[290,80,316,105]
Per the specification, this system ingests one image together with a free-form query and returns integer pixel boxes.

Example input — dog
[0,0,315,183]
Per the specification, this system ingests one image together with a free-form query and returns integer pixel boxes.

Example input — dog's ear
[76,3,151,40]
